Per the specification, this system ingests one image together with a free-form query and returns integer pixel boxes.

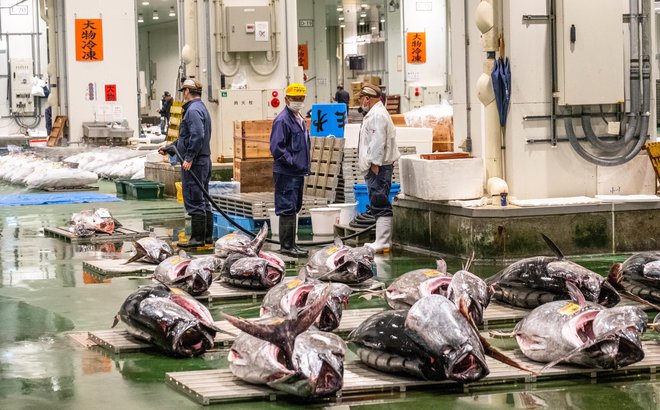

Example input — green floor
[0,181,658,409]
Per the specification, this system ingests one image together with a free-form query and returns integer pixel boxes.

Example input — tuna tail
[223,288,331,366]
[539,326,628,373]
[250,223,269,253]
[124,242,146,264]
[111,313,120,328]
[607,263,660,310]
[457,300,537,375]
[540,233,564,259]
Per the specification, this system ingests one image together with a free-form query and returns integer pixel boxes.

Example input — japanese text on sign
[298,44,309,70]
[310,103,347,138]
[76,19,104,62]
[105,84,117,102]
[406,32,426,64]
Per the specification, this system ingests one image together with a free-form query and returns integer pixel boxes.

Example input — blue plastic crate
[354,183,401,214]
[213,211,256,239]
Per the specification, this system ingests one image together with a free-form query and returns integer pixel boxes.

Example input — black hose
[170,146,376,247]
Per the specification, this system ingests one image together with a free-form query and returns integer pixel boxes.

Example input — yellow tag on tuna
[287,279,302,288]
[170,256,181,264]
[423,270,440,277]
[170,287,185,295]
[325,246,339,255]
[559,303,581,315]
[271,318,284,325]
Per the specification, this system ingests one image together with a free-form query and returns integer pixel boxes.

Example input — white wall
[138,21,179,115]
[63,0,138,143]
[385,5,404,97]
[0,0,48,137]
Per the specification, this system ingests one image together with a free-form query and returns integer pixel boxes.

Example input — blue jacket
[270,107,310,176]
[175,99,212,162]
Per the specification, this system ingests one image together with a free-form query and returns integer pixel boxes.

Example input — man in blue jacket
[160,79,213,248]
[270,83,310,257]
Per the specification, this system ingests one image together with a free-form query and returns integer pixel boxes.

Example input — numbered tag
[287,279,303,289]
[170,287,186,295]
[96,209,112,218]
[325,246,339,255]
[423,270,440,277]
[170,256,182,264]
[559,303,581,316]
[270,318,284,325]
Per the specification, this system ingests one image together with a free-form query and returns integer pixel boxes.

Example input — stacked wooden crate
[304,137,345,203]
[233,120,274,193]
[386,95,401,115]
[338,146,416,203]
[166,102,183,143]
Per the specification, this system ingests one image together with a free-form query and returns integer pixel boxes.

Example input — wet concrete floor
[0,181,658,409]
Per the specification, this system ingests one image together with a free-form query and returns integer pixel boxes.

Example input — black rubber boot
[179,214,206,248]
[205,211,214,245]
[278,215,307,257]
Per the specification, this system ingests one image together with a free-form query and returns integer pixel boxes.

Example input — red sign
[105,84,117,102]
[298,44,309,70]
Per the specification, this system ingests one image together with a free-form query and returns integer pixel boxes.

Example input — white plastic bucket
[329,202,357,225]
[310,207,341,236]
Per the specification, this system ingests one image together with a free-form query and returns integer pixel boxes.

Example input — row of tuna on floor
[77,207,660,398]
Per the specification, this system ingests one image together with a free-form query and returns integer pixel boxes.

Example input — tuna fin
[250,223,269,253]
[223,289,330,365]
[565,281,586,306]
[297,266,308,281]
[489,330,516,338]
[436,259,448,274]
[356,289,385,301]
[539,326,625,373]
[458,301,536,375]
[335,237,343,247]
[111,314,120,328]
[540,233,564,259]
[607,263,624,288]
[123,242,145,264]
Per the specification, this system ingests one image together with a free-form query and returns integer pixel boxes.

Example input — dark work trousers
[181,155,212,216]
[365,164,394,219]
[274,173,304,216]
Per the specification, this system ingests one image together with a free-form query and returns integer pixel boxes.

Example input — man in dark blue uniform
[270,83,310,257]
[160,79,213,248]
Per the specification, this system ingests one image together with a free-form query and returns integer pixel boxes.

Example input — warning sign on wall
[76,19,104,61]
[105,84,117,102]
[298,44,309,70]
[406,32,426,64]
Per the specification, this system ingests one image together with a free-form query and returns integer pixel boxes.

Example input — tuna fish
[487,234,620,308]
[447,270,491,326]
[125,236,173,264]
[385,266,453,310]
[607,252,660,306]
[228,329,345,397]
[305,239,375,284]
[114,283,218,357]
[214,223,268,258]
[260,277,352,332]
[514,300,646,370]
[153,252,192,284]
[68,208,117,237]
[349,295,490,382]
[219,253,284,289]
[175,256,223,296]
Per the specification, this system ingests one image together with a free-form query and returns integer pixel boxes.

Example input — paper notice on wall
[407,71,420,82]
[255,21,269,42]
[96,104,123,122]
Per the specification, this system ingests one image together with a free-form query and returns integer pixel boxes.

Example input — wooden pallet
[82,259,158,276]
[211,192,329,220]
[165,340,660,405]
[44,226,150,244]
[47,116,68,147]
[304,137,345,202]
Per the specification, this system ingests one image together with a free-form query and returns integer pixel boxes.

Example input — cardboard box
[390,114,407,127]
[363,75,381,86]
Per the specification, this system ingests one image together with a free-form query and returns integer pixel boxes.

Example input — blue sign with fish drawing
[310,103,346,138]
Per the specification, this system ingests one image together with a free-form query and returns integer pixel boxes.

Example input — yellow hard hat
[285,83,306,97]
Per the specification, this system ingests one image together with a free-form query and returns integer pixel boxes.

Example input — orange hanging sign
[75,18,104,61]
[406,32,426,64]
[298,44,309,70]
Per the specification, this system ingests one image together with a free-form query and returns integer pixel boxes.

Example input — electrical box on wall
[407,85,444,109]
[263,89,283,119]
[10,59,34,114]
[226,6,272,52]
[555,0,624,106]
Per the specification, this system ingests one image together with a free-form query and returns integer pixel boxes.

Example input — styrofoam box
[344,124,432,154]
[400,154,484,201]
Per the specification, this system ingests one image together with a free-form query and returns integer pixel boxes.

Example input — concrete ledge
[393,195,660,260]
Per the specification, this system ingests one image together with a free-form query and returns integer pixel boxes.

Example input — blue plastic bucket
[353,183,401,214]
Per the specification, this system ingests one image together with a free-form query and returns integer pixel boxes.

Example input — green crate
[126,181,164,200]
[115,179,145,195]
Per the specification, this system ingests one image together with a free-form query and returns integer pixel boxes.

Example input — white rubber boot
[365,216,392,253]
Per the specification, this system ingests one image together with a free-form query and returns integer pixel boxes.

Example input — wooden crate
[233,158,274,193]
[645,142,660,193]
[47,116,68,147]
[432,116,454,152]
[233,120,273,160]
[386,95,401,115]
[390,113,406,127]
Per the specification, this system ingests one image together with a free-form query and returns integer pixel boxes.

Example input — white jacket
[357,101,399,174]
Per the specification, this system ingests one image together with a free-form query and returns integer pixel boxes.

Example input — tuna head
[312,282,352,332]
[447,270,491,325]
[270,330,346,397]
[153,252,192,284]
[339,246,375,283]
[546,261,620,307]
[385,269,453,310]
[214,232,257,258]
[590,306,647,369]
[230,256,285,288]
[128,237,173,264]
[228,332,295,385]
[405,295,489,382]
[643,260,660,281]
[182,256,222,295]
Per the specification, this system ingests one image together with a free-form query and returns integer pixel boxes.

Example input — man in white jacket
[357,83,400,253]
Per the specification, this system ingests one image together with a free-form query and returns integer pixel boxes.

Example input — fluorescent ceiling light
[152,10,159,20]
[359,20,365,25]
[169,7,175,17]
[337,6,343,12]
[338,16,344,21]
[138,14,144,23]
[360,12,366,18]
[340,23,345,28]
[142,1,149,5]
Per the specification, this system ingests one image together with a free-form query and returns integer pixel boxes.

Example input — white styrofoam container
[400,154,484,201]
